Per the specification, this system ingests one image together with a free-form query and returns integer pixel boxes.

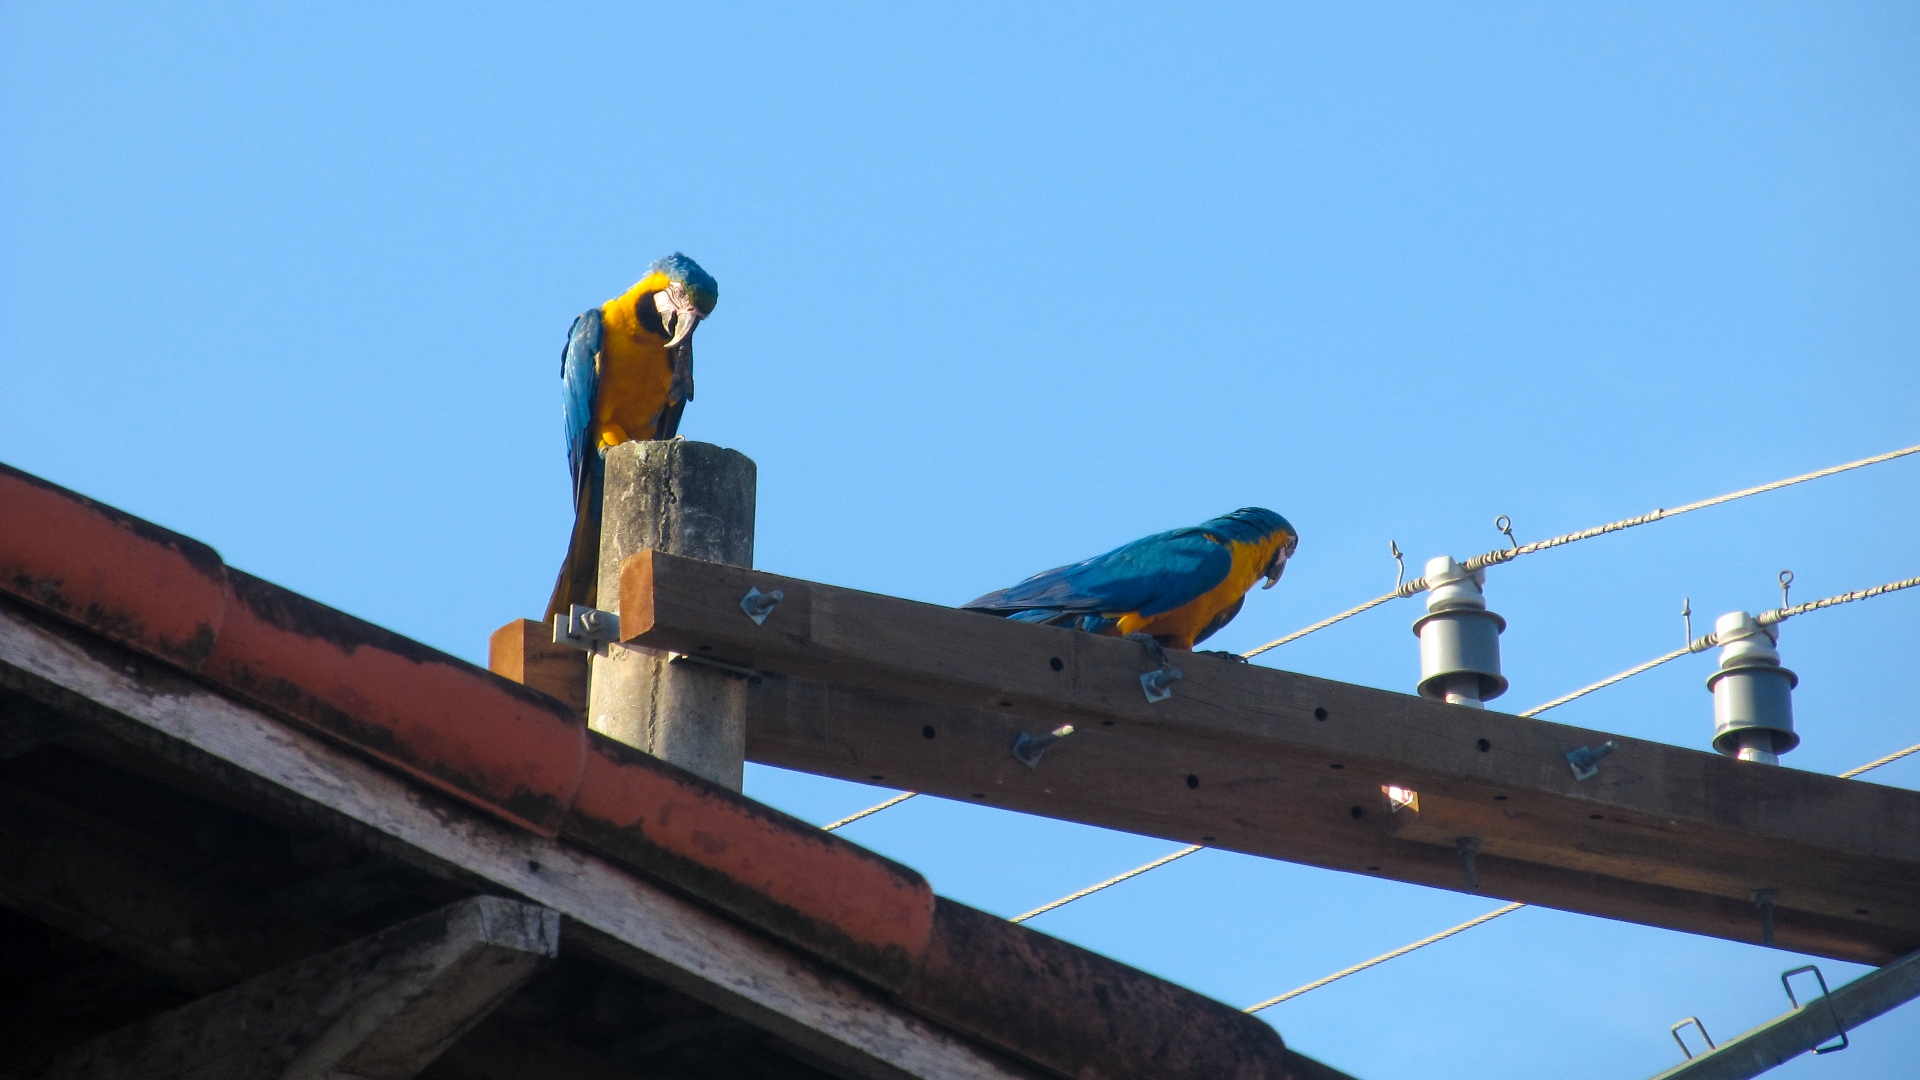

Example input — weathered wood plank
[0,604,1049,1080]
[623,551,1920,963]
[37,896,558,1080]
[488,619,587,716]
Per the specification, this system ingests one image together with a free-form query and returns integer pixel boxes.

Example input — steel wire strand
[1010,844,1204,924]
[821,791,918,832]
[1243,903,1528,1013]
[1759,574,1920,626]
[1841,741,1920,779]
[1241,442,1920,659]
[1518,574,1919,720]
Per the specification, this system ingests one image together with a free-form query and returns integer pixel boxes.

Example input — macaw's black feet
[1122,632,1172,671]
[1197,649,1250,663]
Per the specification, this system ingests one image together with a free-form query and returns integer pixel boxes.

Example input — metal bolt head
[740,586,785,625]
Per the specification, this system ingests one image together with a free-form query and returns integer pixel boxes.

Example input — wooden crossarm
[619,550,1920,964]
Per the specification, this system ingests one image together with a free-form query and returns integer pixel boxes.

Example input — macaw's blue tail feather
[546,456,605,621]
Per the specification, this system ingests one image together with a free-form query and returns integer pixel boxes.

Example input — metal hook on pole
[1681,597,1693,647]
[1778,569,1795,611]
[1390,541,1405,592]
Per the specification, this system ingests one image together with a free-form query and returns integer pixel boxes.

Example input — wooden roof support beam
[619,551,1920,964]
[39,896,559,1080]
[0,605,1055,1080]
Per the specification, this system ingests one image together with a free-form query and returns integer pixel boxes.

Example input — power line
[1242,441,1920,659]
[822,791,917,832]
[1243,903,1527,1013]
[1517,644,1697,718]
[1840,740,1920,780]
[1011,844,1203,923]
[1761,574,1920,626]
[1519,573,1919,719]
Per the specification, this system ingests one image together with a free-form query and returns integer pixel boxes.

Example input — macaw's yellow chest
[593,301,674,449]
[1113,537,1273,649]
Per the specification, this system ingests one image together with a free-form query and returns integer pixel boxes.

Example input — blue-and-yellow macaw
[962,508,1299,651]
[547,254,719,619]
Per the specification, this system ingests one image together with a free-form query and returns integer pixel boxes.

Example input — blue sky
[4,3,1918,1076]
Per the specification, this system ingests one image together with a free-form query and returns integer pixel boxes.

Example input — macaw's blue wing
[561,308,604,500]
[547,309,605,620]
[963,526,1233,625]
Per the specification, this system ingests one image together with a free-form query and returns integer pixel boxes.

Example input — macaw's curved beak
[654,285,704,351]
[1261,537,1296,589]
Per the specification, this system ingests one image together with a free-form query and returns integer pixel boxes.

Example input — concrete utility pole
[590,440,755,790]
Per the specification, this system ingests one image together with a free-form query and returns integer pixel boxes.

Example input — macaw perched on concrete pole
[962,508,1299,653]
[547,254,719,621]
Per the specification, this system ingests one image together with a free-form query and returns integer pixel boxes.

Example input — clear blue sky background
[4,3,1918,1076]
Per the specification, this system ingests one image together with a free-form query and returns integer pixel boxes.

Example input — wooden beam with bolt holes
[618,550,1920,965]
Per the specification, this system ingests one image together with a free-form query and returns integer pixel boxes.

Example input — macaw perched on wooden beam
[547,254,719,620]
[962,508,1299,651]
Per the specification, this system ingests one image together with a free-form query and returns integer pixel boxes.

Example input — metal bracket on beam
[1671,1017,1716,1060]
[1648,948,1920,1080]
[1140,667,1184,703]
[554,604,621,657]
[1780,966,1848,1055]
[668,652,761,680]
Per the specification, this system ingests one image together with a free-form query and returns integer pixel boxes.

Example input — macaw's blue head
[1202,507,1299,589]
[650,252,719,316]
[642,252,719,352]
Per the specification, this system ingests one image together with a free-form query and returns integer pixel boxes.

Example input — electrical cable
[1243,903,1527,1013]
[1010,844,1203,923]
[821,791,917,832]
[1242,442,1920,659]
[1519,573,1918,718]
[1839,741,1920,780]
